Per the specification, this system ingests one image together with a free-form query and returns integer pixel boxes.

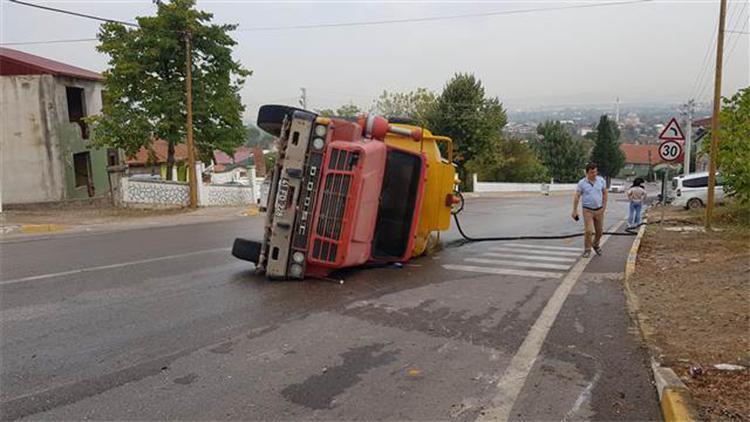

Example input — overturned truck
[232,105,460,280]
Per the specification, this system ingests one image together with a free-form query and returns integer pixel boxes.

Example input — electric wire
[236,0,652,32]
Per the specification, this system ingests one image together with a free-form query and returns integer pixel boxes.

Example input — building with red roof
[1,48,113,205]
[619,143,665,179]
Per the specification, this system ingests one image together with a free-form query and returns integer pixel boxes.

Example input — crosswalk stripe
[442,264,563,279]
[465,258,571,271]
[503,243,582,252]
[488,246,581,257]
[480,252,576,263]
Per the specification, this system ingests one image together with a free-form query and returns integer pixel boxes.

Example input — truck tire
[232,238,262,264]
[257,104,307,137]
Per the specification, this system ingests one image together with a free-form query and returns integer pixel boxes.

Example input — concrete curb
[18,224,69,234]
[622,220,699,422]
[652,360,699,421]
[624,222,647,281]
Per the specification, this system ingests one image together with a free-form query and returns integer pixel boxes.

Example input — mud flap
[232,238,262,264]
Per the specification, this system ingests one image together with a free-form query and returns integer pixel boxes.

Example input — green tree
[589,115,625,185]
[373,88,436,127]
[89,0,250,179]
[702,87,750,203]
[468,137,549,183]
[534,121,587,183]
[317,103,363,119]
[245,124,274,148]
[427,73,507,190]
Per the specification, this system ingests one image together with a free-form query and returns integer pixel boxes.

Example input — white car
[609,181,626,193]
[671,172,725,209]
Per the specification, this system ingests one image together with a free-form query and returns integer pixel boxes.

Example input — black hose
[452,213,638,243]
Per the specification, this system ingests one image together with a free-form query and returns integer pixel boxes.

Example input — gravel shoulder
[630,205,750,421]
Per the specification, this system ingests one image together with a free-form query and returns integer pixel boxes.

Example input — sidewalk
[0,205,259,240]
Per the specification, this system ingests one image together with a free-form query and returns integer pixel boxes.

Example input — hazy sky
[1,0,748,121]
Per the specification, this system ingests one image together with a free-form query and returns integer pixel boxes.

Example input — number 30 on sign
[658,139,683,162]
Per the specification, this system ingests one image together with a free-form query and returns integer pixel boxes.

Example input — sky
[1,0,748,122]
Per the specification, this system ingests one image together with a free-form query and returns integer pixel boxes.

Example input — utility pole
[299,87,307,109]
[706,0,727,229]
[184,31,198,209]
[681,99,695,176]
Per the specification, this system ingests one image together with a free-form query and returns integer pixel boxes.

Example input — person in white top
[626,178,647,229]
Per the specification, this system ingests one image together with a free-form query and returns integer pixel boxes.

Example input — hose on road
[452,213,638,243]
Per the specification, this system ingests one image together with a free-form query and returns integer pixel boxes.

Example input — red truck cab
[232,105,427,280]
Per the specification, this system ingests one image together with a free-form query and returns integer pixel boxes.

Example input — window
[66,87,88,139]
[683,176,708,188]
[73,152,91,188]
[107,148,119,167]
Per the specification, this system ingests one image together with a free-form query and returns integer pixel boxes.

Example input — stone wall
[121,178,190,206]
[204,184,255,206]
[121,177,256,207]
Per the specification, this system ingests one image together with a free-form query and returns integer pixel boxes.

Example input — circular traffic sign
[658,140,683,162]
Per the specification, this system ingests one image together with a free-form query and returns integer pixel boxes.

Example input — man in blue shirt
[572,162,608,257]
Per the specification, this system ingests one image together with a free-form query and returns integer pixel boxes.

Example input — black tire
[257,104,306,137]
[232,238,262,263]
[687,198,704,209]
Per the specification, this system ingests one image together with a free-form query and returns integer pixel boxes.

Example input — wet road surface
[0,194,660,420]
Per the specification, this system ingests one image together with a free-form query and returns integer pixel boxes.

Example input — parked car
[671,172,725,209]
[609,181,626,193]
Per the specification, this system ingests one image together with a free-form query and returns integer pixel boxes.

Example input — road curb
[622,220,699,422]
[624,220,647,281]
[18,224,69,234]
[652,360,699,422]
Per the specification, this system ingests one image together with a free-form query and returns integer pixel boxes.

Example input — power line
[0,37,98,46]
[7,0,139,27]
[693,0,745,101]
[236,0,652,31]
[726,29,749,34]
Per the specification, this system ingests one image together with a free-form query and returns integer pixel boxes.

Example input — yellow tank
[384,125,457,256]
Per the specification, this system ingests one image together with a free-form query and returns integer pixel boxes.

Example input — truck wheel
[232,238,262,264]
[687,198,704,209]
[257,104,305,137]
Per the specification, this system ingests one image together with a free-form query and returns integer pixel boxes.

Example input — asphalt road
[0,193,660,421]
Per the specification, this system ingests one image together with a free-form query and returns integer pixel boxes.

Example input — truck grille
[309,148,358,263]
[316,172,351,240]
[311,238,338,263]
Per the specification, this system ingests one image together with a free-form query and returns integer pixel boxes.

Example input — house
[210,146,253,185]
[619,143,664,179]
[126,139,189,181]
[1,47,116,204]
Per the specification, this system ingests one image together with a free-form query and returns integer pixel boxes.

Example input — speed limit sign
[658,140,683,162]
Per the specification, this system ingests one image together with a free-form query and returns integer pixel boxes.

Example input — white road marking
[480,252,576,263]
[488,246,581,257]
[503,243,582,252]
[477,221,624,422]
[465,258,571,271]
[0,247,232,286]
[442,264,562,279]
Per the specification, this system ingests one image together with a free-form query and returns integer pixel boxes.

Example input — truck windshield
[372,149,423,260]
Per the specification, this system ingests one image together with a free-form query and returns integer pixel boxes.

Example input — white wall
[121,177,256,207]
[472,174,577,193]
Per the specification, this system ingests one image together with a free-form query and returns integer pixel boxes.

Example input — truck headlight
[312,137,325,151]
[292,251,305,264]
[314,125,327,137]
[289,263,303,278]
